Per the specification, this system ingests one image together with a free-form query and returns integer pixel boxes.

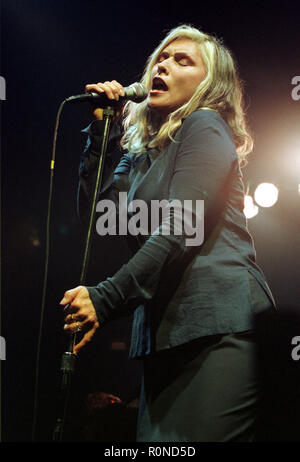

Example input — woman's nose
[157,61,169,75]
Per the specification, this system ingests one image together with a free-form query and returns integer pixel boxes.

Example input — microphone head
[125,82,148,103]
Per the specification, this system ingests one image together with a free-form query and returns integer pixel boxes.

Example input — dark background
[2,0,300,442]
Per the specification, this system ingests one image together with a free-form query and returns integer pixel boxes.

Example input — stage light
[243,195,259,219]
[254,183,279,207]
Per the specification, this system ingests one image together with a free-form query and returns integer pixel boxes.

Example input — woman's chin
[147,102,168,119]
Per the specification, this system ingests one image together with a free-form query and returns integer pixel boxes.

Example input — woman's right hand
[85,80,125,120]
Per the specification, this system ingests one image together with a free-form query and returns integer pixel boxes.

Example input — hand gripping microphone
[65,82,148,104]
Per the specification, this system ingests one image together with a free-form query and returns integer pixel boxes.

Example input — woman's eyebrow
[158,49,195,61]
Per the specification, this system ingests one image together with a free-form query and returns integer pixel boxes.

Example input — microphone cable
[31,99,67,442]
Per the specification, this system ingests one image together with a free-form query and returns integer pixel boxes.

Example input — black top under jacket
[77,109,276,358]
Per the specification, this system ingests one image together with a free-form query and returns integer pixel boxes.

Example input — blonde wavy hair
[121,24,253,165]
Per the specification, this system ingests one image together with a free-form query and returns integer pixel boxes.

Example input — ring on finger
[75,321,82,332]
[67,313,75,323]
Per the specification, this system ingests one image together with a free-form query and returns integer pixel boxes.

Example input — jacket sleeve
[77,119,125,227]
[86,110,237,325]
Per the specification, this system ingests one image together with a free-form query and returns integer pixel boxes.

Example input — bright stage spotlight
[254,183,279,207]
[243,195,259,219]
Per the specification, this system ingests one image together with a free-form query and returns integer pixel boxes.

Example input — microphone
[65,82,148,104]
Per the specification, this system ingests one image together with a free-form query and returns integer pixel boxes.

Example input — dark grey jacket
[78,109,276,357]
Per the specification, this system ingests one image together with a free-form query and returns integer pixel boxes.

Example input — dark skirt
[137,274,273,442]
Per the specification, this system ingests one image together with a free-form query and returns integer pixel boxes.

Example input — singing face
[147,38,206,118]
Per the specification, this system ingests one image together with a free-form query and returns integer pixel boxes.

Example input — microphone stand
[52,106,115,442]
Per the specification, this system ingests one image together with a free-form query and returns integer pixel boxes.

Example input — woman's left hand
[60,286,100,354]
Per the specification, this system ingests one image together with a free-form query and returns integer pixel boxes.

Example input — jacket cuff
[86,278,124,326]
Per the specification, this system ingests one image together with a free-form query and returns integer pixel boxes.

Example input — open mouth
[151,77,168,93]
